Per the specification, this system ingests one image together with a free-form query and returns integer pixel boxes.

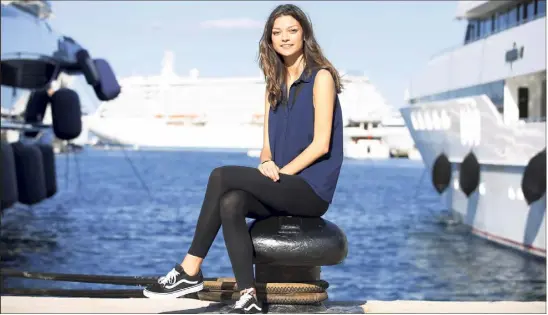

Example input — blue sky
[48,1,466,108]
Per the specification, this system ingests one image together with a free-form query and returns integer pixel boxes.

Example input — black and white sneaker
[228,290,262,314]
[143,264,204,299]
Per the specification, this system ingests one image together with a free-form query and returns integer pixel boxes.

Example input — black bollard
[249,216,348,313]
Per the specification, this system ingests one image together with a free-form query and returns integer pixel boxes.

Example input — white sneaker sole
[142,282,204,299]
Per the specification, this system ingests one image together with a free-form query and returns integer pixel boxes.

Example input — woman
[143,3,344,314]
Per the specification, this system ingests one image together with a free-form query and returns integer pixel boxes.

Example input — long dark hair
[258,4,342,109]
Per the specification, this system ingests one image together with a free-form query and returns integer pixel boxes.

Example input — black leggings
[187,165,329,290]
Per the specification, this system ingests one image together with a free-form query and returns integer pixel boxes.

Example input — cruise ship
[400,0,546,257]
[87,51,412,155]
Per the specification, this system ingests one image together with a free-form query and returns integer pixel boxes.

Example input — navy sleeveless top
[268,67,344,203]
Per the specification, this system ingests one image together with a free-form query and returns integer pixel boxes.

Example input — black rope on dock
[1,288,147,298]
[1,288,203,299]
[1,269,330,304]
[1,268,158,286]
[0,268,218,286]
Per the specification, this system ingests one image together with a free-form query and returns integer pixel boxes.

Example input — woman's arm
[258,89,280,181]
[260,89,273,163]
[279,69,336,175]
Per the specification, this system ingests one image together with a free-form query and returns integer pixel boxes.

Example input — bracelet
[260,160,272,165]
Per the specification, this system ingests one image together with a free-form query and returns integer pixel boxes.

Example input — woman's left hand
[258,160,280,182]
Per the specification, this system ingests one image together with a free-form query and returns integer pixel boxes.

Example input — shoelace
[234,291,254,309]
[157,268,179,286]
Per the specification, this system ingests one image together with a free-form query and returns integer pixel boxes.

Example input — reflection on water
[1,149,545,301]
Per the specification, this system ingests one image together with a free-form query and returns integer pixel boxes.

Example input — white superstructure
[88,51,407,153]
[400,0,546,257]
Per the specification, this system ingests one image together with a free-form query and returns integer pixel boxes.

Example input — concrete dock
[0,297,545,313]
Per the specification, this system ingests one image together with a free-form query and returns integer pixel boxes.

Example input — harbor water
[1,149,545,301]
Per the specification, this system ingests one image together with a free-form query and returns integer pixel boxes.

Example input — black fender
[37,144,57,198]
[11,142,47,205]
[459,152,480,197]
[23,90,50,138]
[50,88,82,140]
[521,149,546,205]
[431,153,451,194]
[1,141,19,210]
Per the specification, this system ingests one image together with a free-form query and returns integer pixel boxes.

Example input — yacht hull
[400,96,546,258]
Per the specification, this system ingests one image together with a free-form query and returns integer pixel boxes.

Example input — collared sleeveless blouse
[268,67,344,203]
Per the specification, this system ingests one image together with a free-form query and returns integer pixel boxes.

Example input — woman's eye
[290,29,298,33]
[272,32,280,36]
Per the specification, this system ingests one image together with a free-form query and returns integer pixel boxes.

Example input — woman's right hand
[258,160,280,182]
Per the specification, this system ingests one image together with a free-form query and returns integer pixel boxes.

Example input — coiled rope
[1,269,329,304]
[198,291,328,304]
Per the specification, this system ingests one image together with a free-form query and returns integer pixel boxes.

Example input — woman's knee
[209,165,237,182]
[219,190,248,221]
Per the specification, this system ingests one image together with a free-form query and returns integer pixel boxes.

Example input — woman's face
[271,15,304,58]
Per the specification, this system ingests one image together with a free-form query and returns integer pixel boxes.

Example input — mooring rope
[1,288,150,298]
[1,269,330,303]
[1,269,328,291]
[1,268,160,286]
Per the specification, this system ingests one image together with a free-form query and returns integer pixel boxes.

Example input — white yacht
[342,110,419,160]
[400,0,546,257]
[379,110,418,159]
[88,52,404,153]
[1,0,121,210]
[341,79,392,160]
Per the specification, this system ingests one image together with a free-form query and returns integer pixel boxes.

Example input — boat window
[537,0,546,17]
[465,23,475,42]
[517,87,529,119]
[498,10,508,31]
[464,0,544,45]
[523,1,530,20]
[484,18,492,36]
[508,6,518,27]
[527,1,535,19]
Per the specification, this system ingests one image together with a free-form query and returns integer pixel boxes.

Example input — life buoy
[459,152,480,197]
[38,144,57,198]
[431,153,451,194]
[1,141,18,210]
[521,149,546,205]
[50,88,82,140]
[11,142,47,205]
